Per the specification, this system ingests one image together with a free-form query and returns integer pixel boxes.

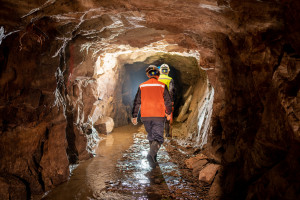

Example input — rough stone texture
[208,172,222,200]
[192,159,209,177]
[0,4,92,197]
[95,116,115,134]
[0,175,27,200]
[185,153,208,169]
[74,126,92,161]
[0,0,299,199]
[39,123,69,191]
[199,164,220,184]
[0,122,48,195]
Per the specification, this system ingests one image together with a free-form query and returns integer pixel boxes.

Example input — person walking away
[158,64,175,137]
[131,65,172,168]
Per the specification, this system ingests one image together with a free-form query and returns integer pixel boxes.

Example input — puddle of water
[43,125,136,200]
[105,133,202,199]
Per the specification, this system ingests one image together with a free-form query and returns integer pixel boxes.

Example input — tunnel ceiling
[0,0,232,69]
[1,0,296,69]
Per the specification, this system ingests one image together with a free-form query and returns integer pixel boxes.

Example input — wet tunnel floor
[43,125,207,200]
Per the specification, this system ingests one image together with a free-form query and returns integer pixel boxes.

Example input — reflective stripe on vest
[140,84,165,88]
[158,74,172,90]
[139,79,166,118]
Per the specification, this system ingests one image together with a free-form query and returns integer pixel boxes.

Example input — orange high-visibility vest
[139,78,166,117]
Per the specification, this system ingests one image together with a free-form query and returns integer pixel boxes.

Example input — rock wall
[0,15,92,199]
[207,1,300,199]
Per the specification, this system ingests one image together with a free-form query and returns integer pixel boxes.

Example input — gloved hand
[131,117,138,125]
[166,114,171,121]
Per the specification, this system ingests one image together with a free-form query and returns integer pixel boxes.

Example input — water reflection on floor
[44,125,201,200]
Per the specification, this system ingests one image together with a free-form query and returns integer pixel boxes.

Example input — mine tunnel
[122,55,205,121]
[0,0,300,200]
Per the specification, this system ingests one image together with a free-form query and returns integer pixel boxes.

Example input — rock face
[198,164,220,184]
[207,1,300,199]
[95,116,114,134]
[0,0,299,199]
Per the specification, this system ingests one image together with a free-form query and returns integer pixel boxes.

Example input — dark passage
[122,59,200,119]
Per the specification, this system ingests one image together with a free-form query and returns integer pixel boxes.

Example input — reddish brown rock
[74,126,92,161]
[39,122,69,191]
[94,116,115,134]
[0,122,48,195]
[0,175,27,200]
[199,164,220,184]
[185,153,208,169]
[208,172,222,200]
[192,159,208,177]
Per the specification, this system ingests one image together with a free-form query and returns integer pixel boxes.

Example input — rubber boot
[152,141,161,162]
[147,140,161,168]
[165,122,170,137]
[149,141,157,162]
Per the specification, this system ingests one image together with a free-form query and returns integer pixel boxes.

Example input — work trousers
[143,120,165,144]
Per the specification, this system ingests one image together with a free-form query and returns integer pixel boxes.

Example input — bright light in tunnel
[95,53,120,76]
[95,56,103,75]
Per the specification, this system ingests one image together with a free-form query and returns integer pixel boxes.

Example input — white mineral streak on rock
[76,105,81,124]
[79,13,147,56]
[0,26,20,46]
[69,163,79,175]
[53,68,67,118]
[53,37,71,58]
[124,15,145,28]
[197,84,214,148]
[53,9,107,57]
[108,15,124,29]
[21,0,56,18]
[199,4,224,13]
[0,27,5,45]
[86,116,100,155]
[200,67,215,71]
[50,14,77,22]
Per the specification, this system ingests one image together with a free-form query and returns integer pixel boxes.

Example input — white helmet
[160,64,170,74]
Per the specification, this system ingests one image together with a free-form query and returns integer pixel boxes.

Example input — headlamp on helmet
[146,65,160,77]
[160,64,170,74]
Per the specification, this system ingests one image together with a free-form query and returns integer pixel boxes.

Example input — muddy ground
[43,124,211,200]
[103,124,211,200]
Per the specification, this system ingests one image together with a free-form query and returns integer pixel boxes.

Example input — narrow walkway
[44,125,202,200]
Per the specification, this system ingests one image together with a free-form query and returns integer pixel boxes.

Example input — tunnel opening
[116,52,212,147]
[122,61,183,118]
